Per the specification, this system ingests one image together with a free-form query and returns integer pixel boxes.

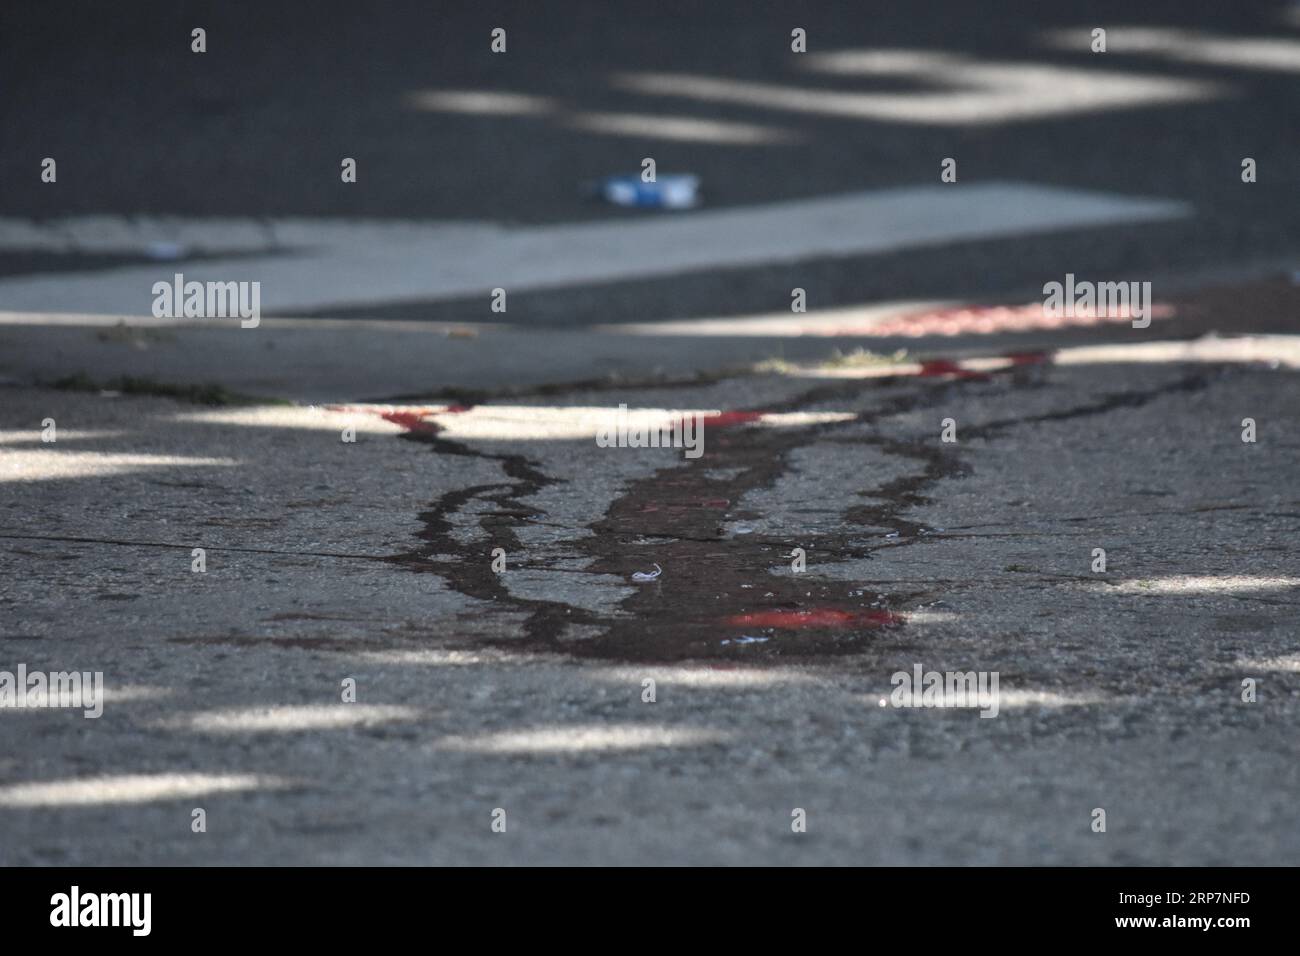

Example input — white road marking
[0,183,1189,316]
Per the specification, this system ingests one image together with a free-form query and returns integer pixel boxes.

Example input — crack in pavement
[964,368,1215,439]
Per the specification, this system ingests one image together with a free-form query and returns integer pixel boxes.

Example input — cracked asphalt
[2,309,1298,864]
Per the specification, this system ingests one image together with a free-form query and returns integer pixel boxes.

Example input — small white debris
[631,563,663,582]
[145,240,189,261]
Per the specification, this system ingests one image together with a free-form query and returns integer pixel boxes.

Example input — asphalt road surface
[2,0,1299,321]
[1,1,1298,867]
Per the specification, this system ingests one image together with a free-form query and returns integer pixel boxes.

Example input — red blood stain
[444,404,474,414]
[726,608,901,629]
[380,410,440,434]
[917,359,990,381]
[701,411,765,427]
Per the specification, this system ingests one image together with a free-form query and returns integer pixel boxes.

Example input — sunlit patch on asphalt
[0,451,240,483]
[704,410,858,428]
[1,684,173,712]
[404,89,558,116]
[1234,654,1300,673]
[867,301,1176,337]
[586,666,816,688]
[0,773,292,808]
[616,58,1222,124]
[432,724,733,754]
[867,688,1108,711]
[1041,26,1300,74]
[166,704,423,734]
[795,335,1300,382]
[794,350,1054,380]
[980,689,1108,709]
[1054,335,1300,370]
[0,428,125,445]
[1100,575,1300,595]
[338,405,857,442]
[177,404,459,434]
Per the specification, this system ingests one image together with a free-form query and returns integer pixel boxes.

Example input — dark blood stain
[842,433,969,538]
[636,498,729,513]
[380,412,583,646]
[373,368,1212,663]
[375,385,958,663]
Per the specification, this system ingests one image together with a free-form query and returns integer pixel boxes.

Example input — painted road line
[0,184,1190,316]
